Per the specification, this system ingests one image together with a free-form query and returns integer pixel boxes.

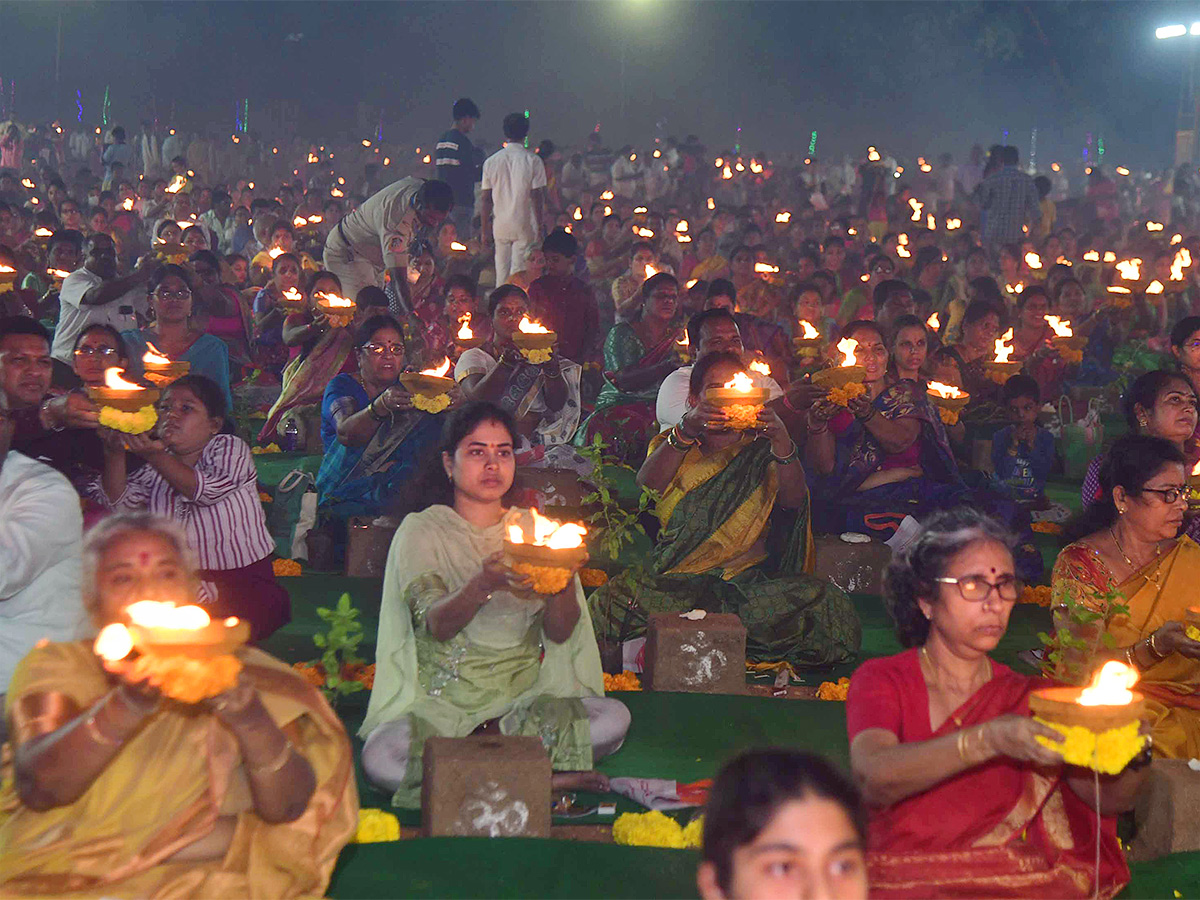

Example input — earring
[1138,419,1148,428]
[1118,506,1126,515]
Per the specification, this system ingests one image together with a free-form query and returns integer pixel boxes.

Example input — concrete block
[1128,759,1200,861]
[421,735,552,838]
[812,534,892,595]
[645,612,746,694]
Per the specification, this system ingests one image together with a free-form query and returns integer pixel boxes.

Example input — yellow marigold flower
[825,381,867,407]
[603,670,642,692]
[411,393,451,414]
[272,558,302,577]
[579,567,608,588]
[1018,585,1053,606]
[1187,625,1200,642]
[816,677,851,701]
[510,560,572,594]
[259,491,273,503]
[613,810,688,848]
[128,653,242,704]
[251,443,282,455]
[98,405,158,434]
[354,808,401,843]
[520,347,553,364]
[937,406,959,426]
[1034,718,1146,774]
[723,402,762,430]
[682,815,705,848]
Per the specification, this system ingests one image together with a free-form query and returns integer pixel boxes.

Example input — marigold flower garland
[411,393,451,414]
[816,677,851,700]
[1033,719,1146,774]
[99,405,157,434]
[612,810,703,848]
[825,381,866,407]
[520,347,553,364]
[354,808,401,843]
[603,670,642,691]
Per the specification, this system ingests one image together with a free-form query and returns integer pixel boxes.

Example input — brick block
[421,735,551,838]
[645,612,746,694]
[812,535,892,595]
[344,516,397,578]
[1128,759,1200,861]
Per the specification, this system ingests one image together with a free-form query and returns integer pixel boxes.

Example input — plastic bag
[1059,396,1104,481]
[266,469,317,560]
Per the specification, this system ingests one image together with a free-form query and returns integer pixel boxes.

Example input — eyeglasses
[154,289,192,301]
[933,574,1021,602]
[361,342,404,357]
[1139,486,1187,505]
[74,345,119,358]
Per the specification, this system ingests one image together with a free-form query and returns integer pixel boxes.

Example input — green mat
[253,451,322,489]
[270,574,1191,900]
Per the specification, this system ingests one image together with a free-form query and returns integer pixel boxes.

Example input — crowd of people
[3,98,1200,897]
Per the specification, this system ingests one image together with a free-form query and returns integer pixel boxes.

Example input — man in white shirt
[51,233,158,364]
[198,189,236,254]
[0,386,87,714]
[481,113,546,286]
[322,176,453,310]
[656,308,783,430]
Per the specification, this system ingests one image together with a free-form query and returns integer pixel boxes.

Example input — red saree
[846,649,1129,898]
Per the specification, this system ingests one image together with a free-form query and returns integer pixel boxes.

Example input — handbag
[266,469,317,560]
[1058,395,1104,482]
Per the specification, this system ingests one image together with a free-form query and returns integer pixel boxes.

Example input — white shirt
[331,176,424,271]
[52,267,147,364]
[655,365,783,430]
[0,451,87,691]
[481,143,547,241]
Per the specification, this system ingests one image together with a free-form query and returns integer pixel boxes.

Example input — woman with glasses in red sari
[846,507,1148,898]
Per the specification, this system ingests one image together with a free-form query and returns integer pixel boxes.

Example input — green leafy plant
[577,436,660,561]
[312,592,367,701]
[1038,585,1129,683]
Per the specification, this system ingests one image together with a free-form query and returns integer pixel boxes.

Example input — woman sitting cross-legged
[359,402,629,806]
[848,507,1148,899]
[1053,434,1200,759]
[0,513,357,897]
[589,351,861,669]
[91,374,291,640]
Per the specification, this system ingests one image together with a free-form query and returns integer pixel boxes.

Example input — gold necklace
[920,645,992,727]
[1109,526,1163,585]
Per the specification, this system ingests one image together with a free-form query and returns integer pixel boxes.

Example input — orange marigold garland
[129,653,242,703]
[579,567,609,588]
[273,558,302,576]
[1019,584,1053,606]
[816,677,851,700]
[603,670,642,691]
[825,381,867,407]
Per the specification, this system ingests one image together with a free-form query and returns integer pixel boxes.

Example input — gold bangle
[956,729,968,763]
[84,709,119,747]
[246,740,294,776]
[1149,631,1167,660]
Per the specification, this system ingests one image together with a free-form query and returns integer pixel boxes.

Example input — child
[991,374,1056,507]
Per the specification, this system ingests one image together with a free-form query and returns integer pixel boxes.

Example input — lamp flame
[94,623,134,661]
[676,219,689,233]
[836,337,858,367]
[927,381,965,399]
[994,328,1015,363]
[34,227,53,238]
[644,264,659,280]
[282,287,303,302]
[573,207,583,221]
[755,262,780,274]
[723,371,755,393]
[946,218,962,230]
[749,359,771,376]
[48,268,71,280]
[293,216,308,227]
[450,241,468,252]
[707,197,715,210]
[1044,316,1073,337]
[143,342,172,366]
[1025,252,1043,270]
[776,211,792,223]
[1147,280,1165,295]
[1107,286,1132,295]
[1172,249,1192,281]
[908,198,924,222]
[268,247,284,259]
[1104,252,1117,263]
[1147,221,1165,232]
[103,367,146,391]
[926,312,941,330]
[457,314,474,340]
[315,292,354,308]
[600,190,614,200]
[518,317,550,334]
[722,165,733,180]
[1083,250,1101,262]
[126,599,211,630]
[20,178,34,189]
[799,320,820,339]
[122,198,134,211]
[420,357,452,377]
[506,508,586,549]
[636,227,655,238]
[1077,660,1139,707]
[1116,258,1142,281]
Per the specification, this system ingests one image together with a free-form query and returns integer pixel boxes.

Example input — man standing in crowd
[481,112,546,286]
[50,233,158,365]
[321,176,453,309]
[436,97,480,239]
[0,382,86,740]
[975,145,1040,250]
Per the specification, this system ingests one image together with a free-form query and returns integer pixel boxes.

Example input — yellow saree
[0,642,358,898]
[1051,536,1200,758]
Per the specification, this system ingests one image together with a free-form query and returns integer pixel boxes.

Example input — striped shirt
[90,434,274,570]
[436,127,478,208]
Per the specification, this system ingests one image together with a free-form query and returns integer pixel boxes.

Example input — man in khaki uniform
[323,177,453,311]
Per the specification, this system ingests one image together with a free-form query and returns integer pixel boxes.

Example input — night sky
[5,1,1199,168]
